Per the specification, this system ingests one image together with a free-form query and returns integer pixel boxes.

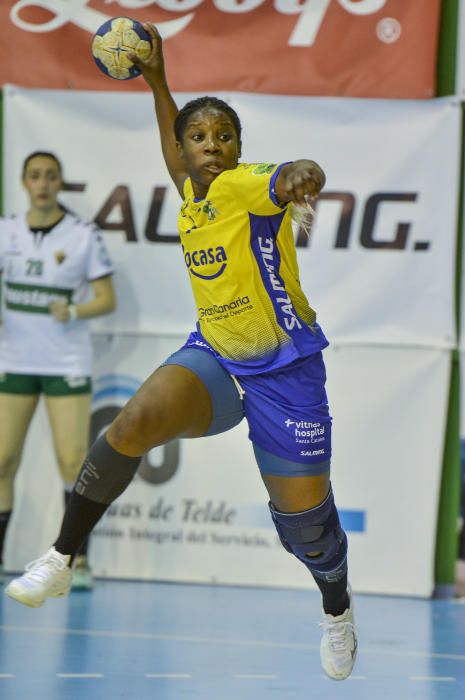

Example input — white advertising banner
[3,86,460,349]
[5,335,449,597]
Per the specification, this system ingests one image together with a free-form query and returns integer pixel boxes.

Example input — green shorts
[0,373,92,396]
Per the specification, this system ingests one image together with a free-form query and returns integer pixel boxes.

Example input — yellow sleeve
[220,163,290,216]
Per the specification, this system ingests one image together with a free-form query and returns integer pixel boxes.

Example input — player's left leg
[239,353,356,681]
[44,378,94,590]
[259,465,356,681]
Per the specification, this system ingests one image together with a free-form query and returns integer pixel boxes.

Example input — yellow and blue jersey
[180,162,328,374]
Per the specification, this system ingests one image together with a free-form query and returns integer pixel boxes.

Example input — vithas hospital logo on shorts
[285,418,325,442]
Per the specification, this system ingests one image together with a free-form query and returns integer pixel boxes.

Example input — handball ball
[92,17,152,80]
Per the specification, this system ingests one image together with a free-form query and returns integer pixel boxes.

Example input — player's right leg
[6,348,244,606]
[0,377,40,583]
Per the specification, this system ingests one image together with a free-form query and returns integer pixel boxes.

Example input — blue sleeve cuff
[269,162,292,207]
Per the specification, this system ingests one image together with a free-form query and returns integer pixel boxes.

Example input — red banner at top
[1,1,441,98]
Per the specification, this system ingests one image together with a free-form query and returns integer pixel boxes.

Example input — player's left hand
[278,160,326,205]
[49,301,71,323]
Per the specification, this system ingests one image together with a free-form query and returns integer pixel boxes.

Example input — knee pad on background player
[75,435,142,504]
[269,487,347,583]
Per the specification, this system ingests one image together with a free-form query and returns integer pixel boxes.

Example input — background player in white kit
[0,151,115,589]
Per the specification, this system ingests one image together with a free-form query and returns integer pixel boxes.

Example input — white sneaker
[5,547,72,608]
[320,586,357,680]
[72,555,94,591]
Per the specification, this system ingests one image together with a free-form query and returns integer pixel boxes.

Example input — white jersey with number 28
[0,212,113,375]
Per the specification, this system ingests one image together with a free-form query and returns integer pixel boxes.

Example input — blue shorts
[163,347,331,478]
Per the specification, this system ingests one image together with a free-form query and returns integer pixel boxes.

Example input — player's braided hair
[174,97,242,148]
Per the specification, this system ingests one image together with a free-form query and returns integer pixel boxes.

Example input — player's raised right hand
[128,24,166,90]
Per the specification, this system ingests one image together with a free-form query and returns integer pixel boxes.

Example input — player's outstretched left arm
[274,160,326,206]
[129,24,187,197]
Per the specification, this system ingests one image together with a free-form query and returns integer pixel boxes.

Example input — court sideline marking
[1,624,465,663]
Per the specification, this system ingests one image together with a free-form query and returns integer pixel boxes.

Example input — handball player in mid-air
[7,22,357,682]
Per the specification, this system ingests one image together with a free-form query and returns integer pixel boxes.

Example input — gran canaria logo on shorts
[183,245,228,280]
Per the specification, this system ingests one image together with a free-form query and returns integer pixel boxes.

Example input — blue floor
[0,578,464,699]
